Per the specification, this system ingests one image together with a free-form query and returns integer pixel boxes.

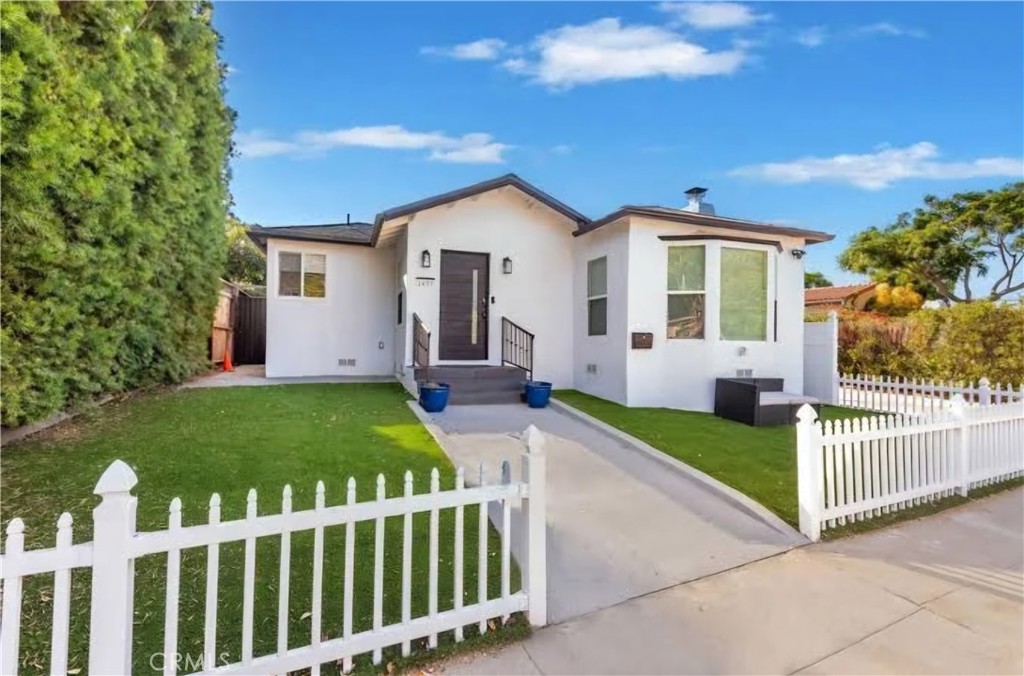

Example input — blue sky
[216,2,1024,284]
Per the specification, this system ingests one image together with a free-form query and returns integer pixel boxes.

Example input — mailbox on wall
[631,332,654,349]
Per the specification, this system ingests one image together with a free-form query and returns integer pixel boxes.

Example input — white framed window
[720,247,768,341]
[587,257,607,336]
[667,246,705,339]
[279,252,326,298]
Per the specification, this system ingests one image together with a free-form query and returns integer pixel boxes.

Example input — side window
[279,252,326,298]
[587,257,608,336]
[397,292,404,325]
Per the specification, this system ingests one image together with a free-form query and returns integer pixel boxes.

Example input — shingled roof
[246,222,375,251]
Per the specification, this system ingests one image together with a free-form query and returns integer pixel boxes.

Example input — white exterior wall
[622,217,807,412]
[265,238,396,377]
[397,187,577,387]
[571,221,629,404]
[393,230,409,378]
[401,188,576,387]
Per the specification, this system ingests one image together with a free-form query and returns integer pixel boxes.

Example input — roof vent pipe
[684,186,715,215]
[346,213,351,224]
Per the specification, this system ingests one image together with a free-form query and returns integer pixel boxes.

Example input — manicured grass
[553,389,865,527]
[1,384,518,674]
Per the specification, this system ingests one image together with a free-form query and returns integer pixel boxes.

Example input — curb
[548,398,804,540]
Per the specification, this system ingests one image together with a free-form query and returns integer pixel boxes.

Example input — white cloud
[795,21,926,48]
[551,144,573,155]
[235,125,510,164]
[657,2,769,30]
[505,18,747,88]
[730,142,1024,190]
[795,26,828,48]
[421,38,507,61]
[855,22,926,39]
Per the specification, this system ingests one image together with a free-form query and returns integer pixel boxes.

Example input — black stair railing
[501,317,534,381]
[412,313,430,371]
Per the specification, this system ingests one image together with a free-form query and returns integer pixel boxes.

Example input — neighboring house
[804,283,878,313]
[248,174,833,412]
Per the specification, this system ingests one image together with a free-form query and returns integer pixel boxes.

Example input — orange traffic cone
[223,350,234,372]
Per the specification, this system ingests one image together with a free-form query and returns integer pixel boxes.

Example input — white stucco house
[248,174,833,412]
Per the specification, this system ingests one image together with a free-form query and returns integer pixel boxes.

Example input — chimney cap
[685,186,708,197]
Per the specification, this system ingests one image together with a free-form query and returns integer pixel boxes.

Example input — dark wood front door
[439,250,489,360]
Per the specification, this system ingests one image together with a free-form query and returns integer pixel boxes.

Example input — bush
[837,302,1024,384]
[1,1,234,425]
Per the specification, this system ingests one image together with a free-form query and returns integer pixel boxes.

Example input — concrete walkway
[179,364,393,388]
[414,404,804,625]
[442,487,1024,675]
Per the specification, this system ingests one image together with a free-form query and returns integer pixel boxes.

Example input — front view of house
[249,174,833,412]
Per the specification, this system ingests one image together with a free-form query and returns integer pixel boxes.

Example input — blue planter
[524,381,552,408]
[419,383,450,413]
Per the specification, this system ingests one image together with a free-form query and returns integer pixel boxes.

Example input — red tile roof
[805,283,876,306]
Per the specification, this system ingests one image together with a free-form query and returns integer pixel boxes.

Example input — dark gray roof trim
[247,223,375,251]
[658,234,784,252]
[370,173,589,245]
[577,206,834,244]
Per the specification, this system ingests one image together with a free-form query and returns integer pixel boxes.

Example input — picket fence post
[88,460,139,674]
[950,394,970,497]
[521,425,547,627]
[795,405,822,542]
[978,378,992,406]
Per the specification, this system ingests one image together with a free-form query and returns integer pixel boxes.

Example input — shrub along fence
[795,397,1024,541]
[0,428,549,675]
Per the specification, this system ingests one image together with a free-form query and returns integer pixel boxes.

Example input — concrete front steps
[414,365,528,405]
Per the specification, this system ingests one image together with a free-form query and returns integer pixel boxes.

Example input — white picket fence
[837,374,1023,415]
[0,427,548,675]
[796,397,1024,541]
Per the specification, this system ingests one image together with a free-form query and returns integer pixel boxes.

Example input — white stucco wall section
[572,220,629,404]
[622,217,807,412]
[265,238,396,377]
[400,187,576,387]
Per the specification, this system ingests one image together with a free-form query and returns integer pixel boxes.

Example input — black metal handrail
[412,313,430,370]
[501,317,534,381]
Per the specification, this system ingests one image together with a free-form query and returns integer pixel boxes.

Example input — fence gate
[232,293,266,365]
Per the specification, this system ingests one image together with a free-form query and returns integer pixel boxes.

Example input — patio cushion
[759,391,819,406]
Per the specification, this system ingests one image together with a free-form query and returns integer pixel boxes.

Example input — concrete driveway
[412,403,804,624]
[441,487,1023,675]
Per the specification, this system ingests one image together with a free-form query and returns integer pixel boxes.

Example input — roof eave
[577,207,834,244]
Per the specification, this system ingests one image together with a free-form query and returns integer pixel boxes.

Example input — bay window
[666,246,705,339]
[720,247,768,340]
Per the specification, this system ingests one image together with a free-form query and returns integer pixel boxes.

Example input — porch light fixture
[421,250,431,268]
[502,257,513,274]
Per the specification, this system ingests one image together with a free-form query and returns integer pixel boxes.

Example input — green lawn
[1,383,518,674]
[553,389,864,527]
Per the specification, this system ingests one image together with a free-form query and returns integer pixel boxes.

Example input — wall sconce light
[791,249,806,260]
[502,257,513,274]
[421,250,431,268]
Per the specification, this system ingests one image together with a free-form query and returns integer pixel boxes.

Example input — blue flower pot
[524,381,552,408]
[419,383,450,413]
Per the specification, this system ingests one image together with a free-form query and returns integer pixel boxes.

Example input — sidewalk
[440,488,1024,675]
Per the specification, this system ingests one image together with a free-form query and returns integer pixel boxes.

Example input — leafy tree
[870,283,924,316]
[804,271,833,288]
[225,215,266,285]
[839,183,1024,303]
[1,1,234,425]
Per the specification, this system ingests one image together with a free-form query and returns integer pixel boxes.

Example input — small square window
[279,252,326,298]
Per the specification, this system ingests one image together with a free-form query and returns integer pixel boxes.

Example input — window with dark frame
[587,257,608,336]
[397,292,403,325]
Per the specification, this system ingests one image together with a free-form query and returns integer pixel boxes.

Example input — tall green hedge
[1,1,234,426]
